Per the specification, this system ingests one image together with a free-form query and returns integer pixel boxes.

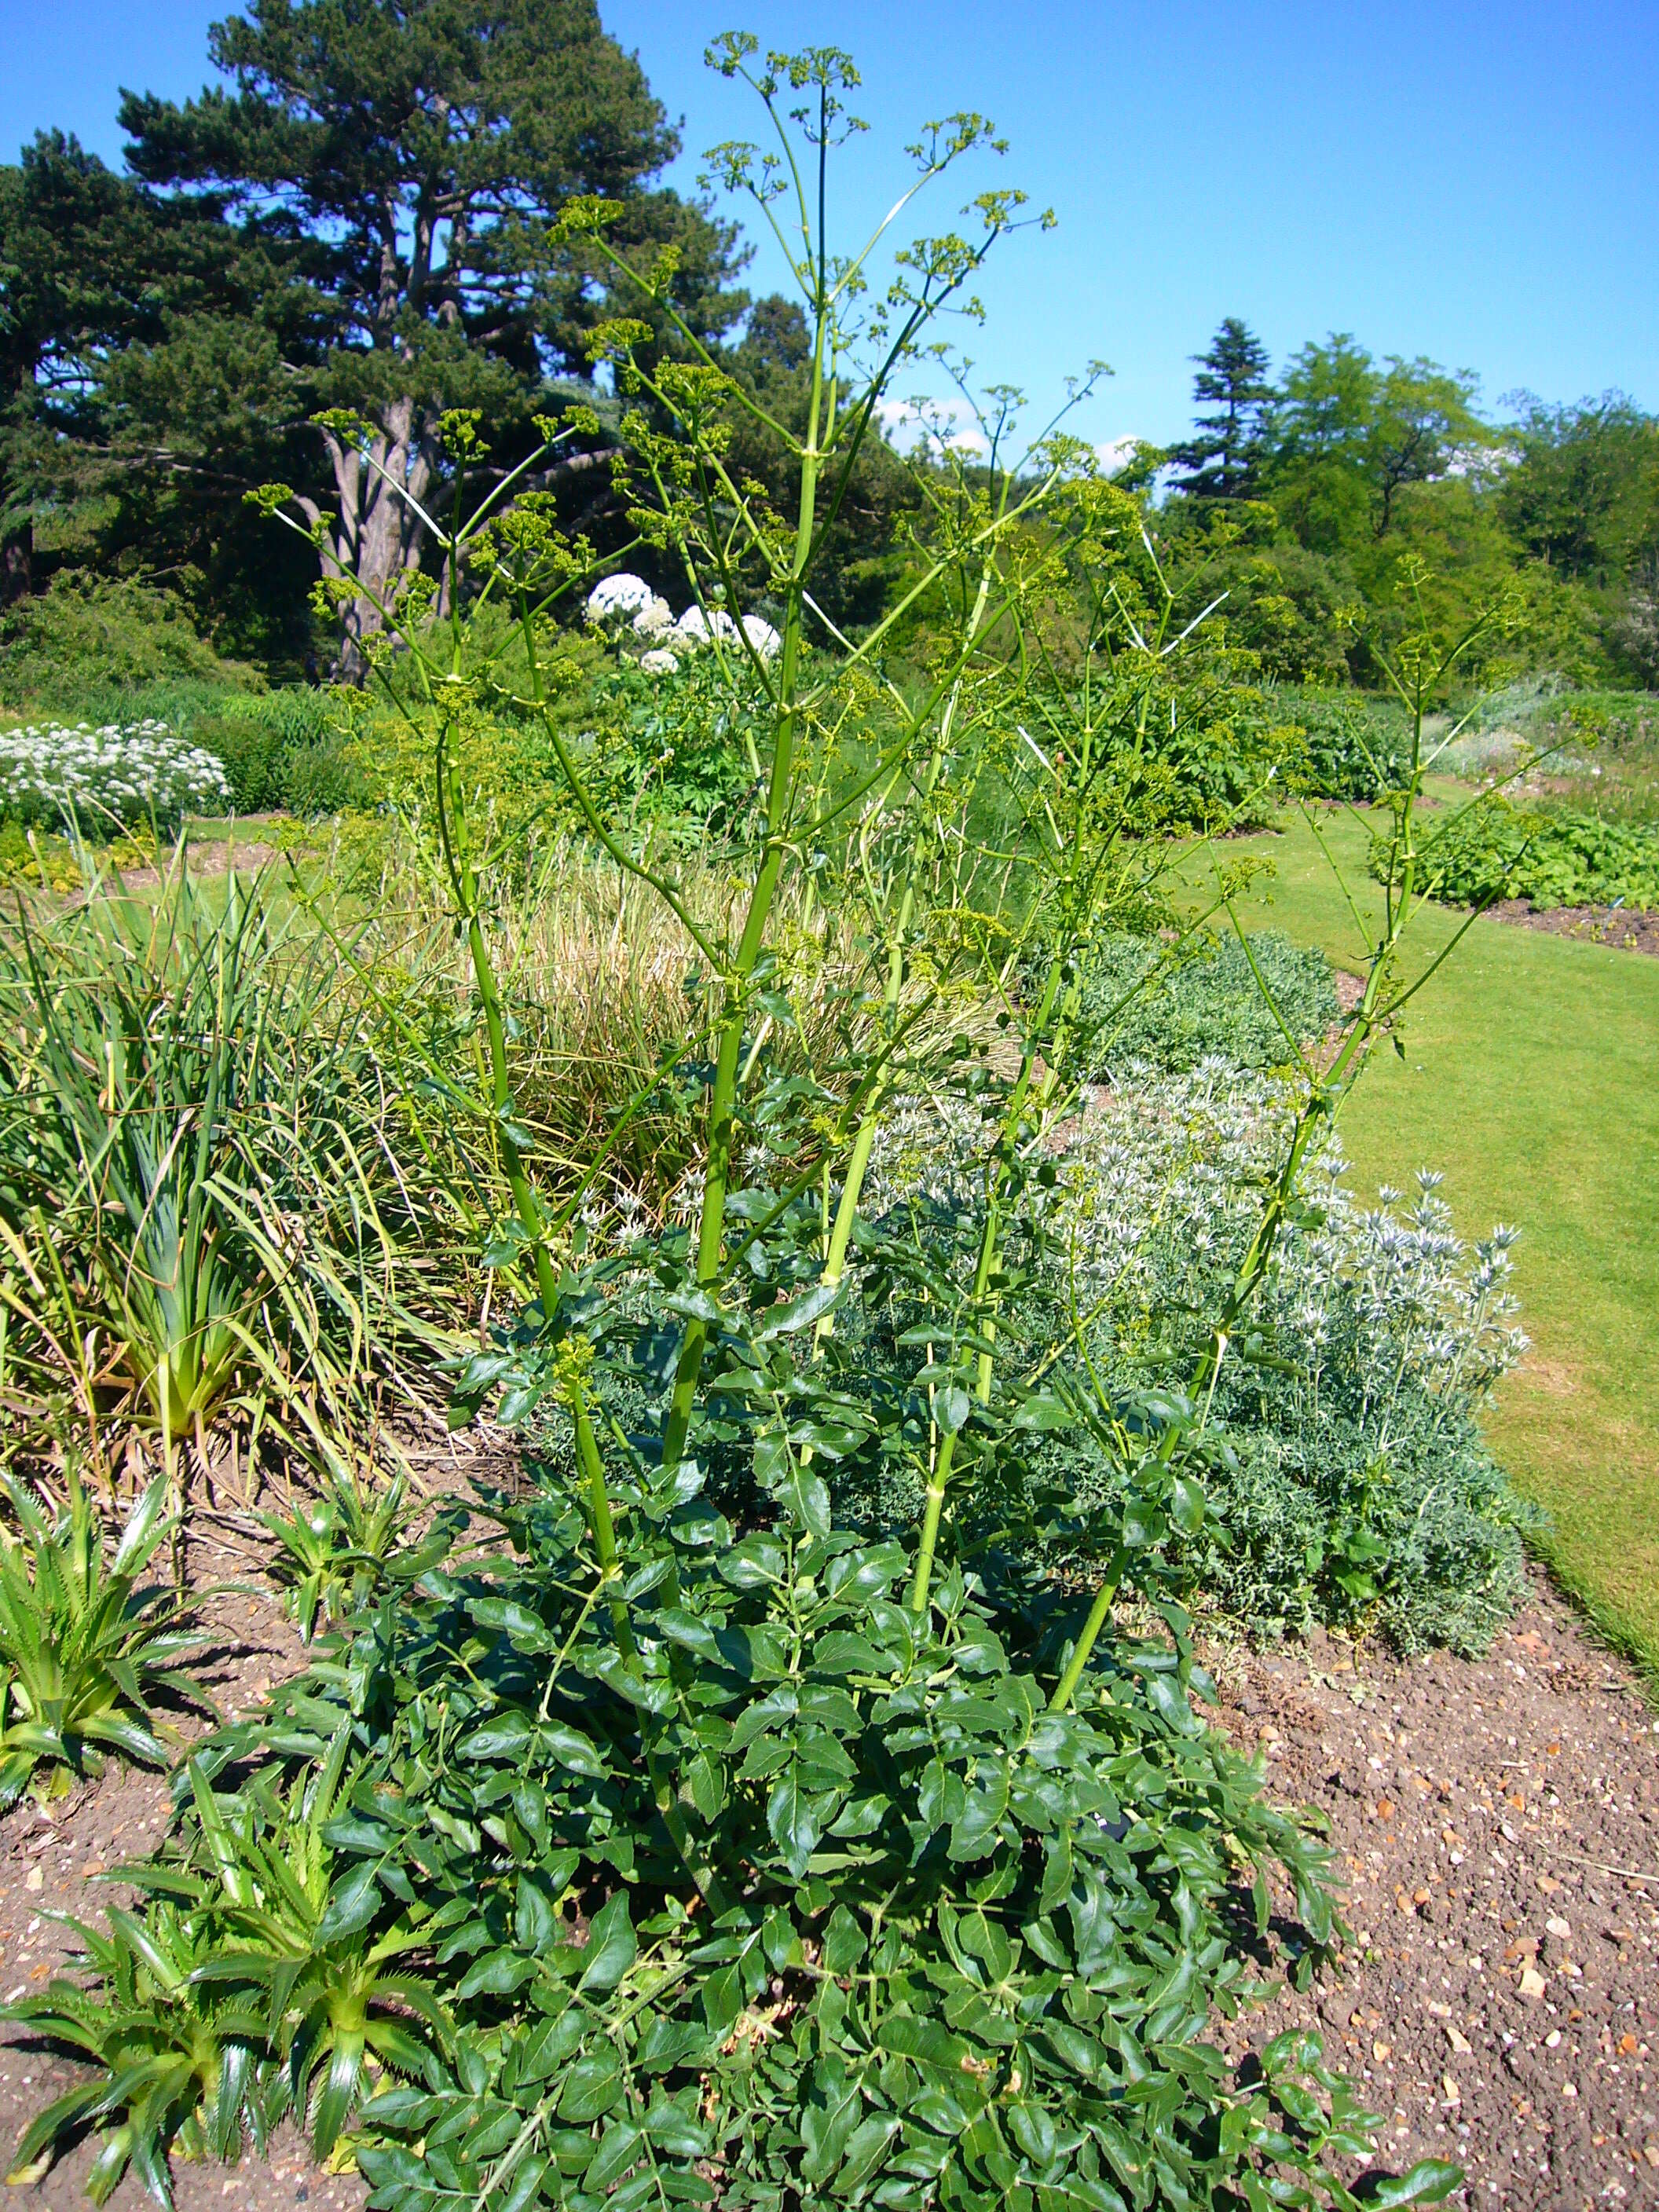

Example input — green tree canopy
[115,0,747,669]
[1165,317,1273,501]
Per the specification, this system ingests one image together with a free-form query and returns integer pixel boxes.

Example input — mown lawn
[1180,799,1659,1686]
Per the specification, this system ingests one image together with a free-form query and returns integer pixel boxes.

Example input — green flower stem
[814,564,996,1357]
[659,270,830,1480]
[563,1362,733,1920]
[1047,1551,1126,1715]
[909,944,1071,1617]
[432,722,559,1321]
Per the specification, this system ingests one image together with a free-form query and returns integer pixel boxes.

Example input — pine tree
[118,0,746,671]
[1166,317,1273,500]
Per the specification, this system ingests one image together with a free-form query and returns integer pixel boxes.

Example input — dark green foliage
[192,691,364,816]
[1079,930,1339,1076]
[5,1453,1412,2212]
[1401,800,1659,909]
[0,576,261,710]
[1282,690,1412,799]
[115,0,747,663]
[1165,318,1274,503]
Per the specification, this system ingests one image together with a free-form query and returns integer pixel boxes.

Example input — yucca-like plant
[0,1469,208,1802]
[258,1469,460,1642]
[3,1899,284,2206]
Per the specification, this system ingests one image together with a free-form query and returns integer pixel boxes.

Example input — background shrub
[1079,928,1339,1075]
[0,575,261,715]
[1280,687,1413,798]
[1402,799,1659,908]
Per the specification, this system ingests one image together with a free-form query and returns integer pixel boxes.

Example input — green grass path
[1180,803,1659,1679]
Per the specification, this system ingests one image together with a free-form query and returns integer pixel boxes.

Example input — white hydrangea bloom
[671,605,740,649]
[586,573,654,621]
[741,613,782,661]
[631,595,674,637]
[639,647,681,676]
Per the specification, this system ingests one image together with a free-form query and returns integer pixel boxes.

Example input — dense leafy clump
[1395,799,1659,909]
[1166,1164,1536,1652]
[0,721,230,834]
[191,690,363,817]
[1280,690,1412,800]
[7,1462,1401,2212]
[0,1472,207,1804]
[851,1075,1533,1656]
[1078,931,1339,1078]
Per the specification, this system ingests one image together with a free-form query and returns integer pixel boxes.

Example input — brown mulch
[1485,899,1659,958]
[3,1551,1657,2211]
[1213,1574,1659,2210]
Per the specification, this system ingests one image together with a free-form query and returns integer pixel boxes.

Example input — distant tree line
[1,4,1654,689]
[1152,317,1659,686]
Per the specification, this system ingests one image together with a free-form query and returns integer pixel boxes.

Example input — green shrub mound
[1398,800,1659,910]
[1280,691,1412,801]
[191,690,364,817]
[1079,931,1339,1077]
[8,1467,1401,2212]
[0,577,262,717]
[1185,1412,1532,1655]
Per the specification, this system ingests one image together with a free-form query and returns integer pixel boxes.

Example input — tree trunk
[1,518,32,606]
[319,395,437,682]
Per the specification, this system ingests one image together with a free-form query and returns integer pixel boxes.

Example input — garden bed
[3,1551,1655,2212]
[1485,899,1659,958]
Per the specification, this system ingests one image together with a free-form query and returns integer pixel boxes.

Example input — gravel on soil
[2,1560,1654,2212]
[1212,1573,1659,2210]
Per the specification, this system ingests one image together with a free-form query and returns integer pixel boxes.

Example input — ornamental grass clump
[10,42,1504,2212]
[0,720,230,834]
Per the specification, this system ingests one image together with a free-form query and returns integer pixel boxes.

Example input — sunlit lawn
[1178,797,1659,1685]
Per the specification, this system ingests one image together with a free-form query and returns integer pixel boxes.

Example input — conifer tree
[1166,316,1273,500]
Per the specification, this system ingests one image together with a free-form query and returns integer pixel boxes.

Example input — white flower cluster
[584,573,781,676]
[0,720,232,831]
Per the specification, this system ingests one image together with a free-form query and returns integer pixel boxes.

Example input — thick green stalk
[564,1364,733,1917]
[909,941,1071,1616]
[814,564,997,1356]
[1046,1551,1126,1714]
[660,281,831,1478]
[434,720,559,1320]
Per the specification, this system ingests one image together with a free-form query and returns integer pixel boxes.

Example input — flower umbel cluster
[0,721,232,833]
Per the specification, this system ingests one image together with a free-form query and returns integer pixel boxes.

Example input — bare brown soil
[1213,1576,1659,2210]
[1485,899,1659,958]
[3,1556,1655,2212]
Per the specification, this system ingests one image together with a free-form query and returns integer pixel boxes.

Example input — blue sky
[3,0,1654,454]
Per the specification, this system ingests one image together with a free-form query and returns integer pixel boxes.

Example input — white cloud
[1093,437,1141,476]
